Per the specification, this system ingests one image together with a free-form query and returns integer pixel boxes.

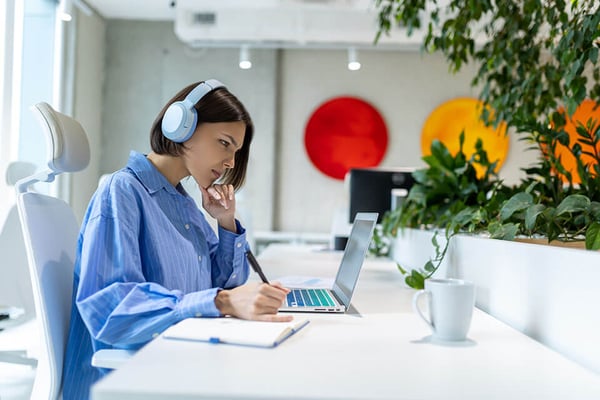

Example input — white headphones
[161,79,225,143]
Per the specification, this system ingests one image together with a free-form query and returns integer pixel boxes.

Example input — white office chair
[0,162,38,369]
[1,161,37,319]
[15,102,131,400]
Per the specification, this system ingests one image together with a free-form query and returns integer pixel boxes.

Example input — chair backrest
[16,102,90,400]
[0,162,37,318]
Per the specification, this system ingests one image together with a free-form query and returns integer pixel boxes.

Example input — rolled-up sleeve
[76,208,224,347]
[204,220,250,288]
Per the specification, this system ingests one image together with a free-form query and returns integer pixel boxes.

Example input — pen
[245,250,270,284]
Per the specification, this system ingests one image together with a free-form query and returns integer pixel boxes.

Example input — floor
[0,318,37,400]
[0,363,34,400]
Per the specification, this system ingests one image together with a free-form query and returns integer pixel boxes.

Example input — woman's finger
[207,185,228,208]
[258,283,289,302]
[269,281,291,294]
[207,186,221,200]
[218,184,234,202]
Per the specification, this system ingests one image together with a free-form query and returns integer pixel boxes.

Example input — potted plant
[373,0,600,289]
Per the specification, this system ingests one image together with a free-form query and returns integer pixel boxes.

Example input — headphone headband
[183,79,225,107]
[161,79,226,143]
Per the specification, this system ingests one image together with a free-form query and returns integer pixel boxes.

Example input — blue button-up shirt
[62,151,249,400]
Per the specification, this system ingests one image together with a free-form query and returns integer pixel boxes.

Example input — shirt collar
[126,151,183,196]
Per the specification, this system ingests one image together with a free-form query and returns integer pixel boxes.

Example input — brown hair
[150,81,254,189]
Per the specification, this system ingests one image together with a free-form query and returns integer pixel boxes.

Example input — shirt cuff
[176,288,222,318]
[218,219,246,241]
[218,220,249,268]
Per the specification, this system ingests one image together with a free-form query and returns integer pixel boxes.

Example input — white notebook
[163,317,310,348]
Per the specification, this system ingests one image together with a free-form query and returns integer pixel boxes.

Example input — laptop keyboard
[287,288,335,307]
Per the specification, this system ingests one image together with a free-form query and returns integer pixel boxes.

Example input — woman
[62,80,292,399]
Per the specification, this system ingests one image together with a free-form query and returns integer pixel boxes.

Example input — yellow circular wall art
[421,98,509,176]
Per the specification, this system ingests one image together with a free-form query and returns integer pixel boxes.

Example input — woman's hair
[150,81,254,190]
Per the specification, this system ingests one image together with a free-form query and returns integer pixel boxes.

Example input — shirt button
[152,333,159,339]
[198,255,202,262]
[236,243,242,248]
[185,224,190,230]
[195,313,202,317]
[232,274,237,279]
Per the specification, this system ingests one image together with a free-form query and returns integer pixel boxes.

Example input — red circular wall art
[304,97,388,180]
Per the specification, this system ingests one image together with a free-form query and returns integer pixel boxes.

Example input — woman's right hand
[199,184,237,232]
[215,282,293,322]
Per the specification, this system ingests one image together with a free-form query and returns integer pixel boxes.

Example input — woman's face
[182,121,246,189]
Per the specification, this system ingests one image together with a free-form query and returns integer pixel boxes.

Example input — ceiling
[84,0,176,20]
[82,0,415,49]
[84,0,379,21]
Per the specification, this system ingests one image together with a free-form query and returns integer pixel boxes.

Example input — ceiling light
[239,46,252,70]
[347,48,361,71]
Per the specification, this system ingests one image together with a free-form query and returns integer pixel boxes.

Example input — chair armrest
[91,349,135,370]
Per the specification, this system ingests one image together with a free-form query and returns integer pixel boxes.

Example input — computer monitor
[348,167,415,223]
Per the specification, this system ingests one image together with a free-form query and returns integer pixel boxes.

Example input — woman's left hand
[200,184,237,232]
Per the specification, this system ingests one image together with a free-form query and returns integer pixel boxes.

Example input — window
[0,0,59,220]
[0,0,22,222]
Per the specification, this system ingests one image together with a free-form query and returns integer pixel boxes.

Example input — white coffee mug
[412,278,475,341]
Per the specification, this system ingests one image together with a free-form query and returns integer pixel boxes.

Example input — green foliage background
[373,0,600,288]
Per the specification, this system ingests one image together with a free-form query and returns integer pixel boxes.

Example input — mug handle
[412,289,434,331]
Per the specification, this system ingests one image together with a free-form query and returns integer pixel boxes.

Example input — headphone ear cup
[161,79,225,143]
[161,101,198,143]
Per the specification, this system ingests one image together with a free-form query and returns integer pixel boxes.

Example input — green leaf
[396,263,407,275]
[431,232,439,248]
[405,270,426,290]
[524,204,546,231]
[585,222,600,250]
[555,194,591,216]
[429,140,455,169]
[423,260,435,273]
[451,207,479,228]
[489,223,519,240]
[500,192,534,221]
[589,202,600,219]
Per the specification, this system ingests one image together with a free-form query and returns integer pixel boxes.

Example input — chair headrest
[16,103,91,193]
[31,102,90,174]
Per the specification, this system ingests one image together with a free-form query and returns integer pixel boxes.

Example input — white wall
[71,20,539,234]
[100,21,278,232]
[277,49,536,232]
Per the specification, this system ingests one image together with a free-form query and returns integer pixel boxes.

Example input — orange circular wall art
[421,98,509,176]
[552,99,600,184]
[304,97,388,180]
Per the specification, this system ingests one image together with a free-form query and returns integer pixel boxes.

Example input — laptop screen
[332,213,377,307]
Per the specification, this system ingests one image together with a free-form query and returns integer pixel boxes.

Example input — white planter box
[390,228,600,375]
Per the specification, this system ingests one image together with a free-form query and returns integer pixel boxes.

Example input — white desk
[92,244,600,399]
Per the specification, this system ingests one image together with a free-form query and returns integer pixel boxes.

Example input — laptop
[280,212,378,313]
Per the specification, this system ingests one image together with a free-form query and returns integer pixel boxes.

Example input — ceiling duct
[174,0,425,49]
